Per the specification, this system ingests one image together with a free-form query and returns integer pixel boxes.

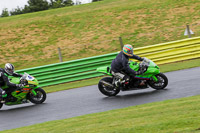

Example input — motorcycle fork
[152,75,158,82]
[31,88,38,96]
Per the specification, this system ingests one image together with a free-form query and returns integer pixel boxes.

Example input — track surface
[0,67,200,131]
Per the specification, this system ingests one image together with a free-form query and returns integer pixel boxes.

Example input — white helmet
[5,63,14,75]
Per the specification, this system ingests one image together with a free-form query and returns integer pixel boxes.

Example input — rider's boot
[114,79,121,87]
[0,91,7,103]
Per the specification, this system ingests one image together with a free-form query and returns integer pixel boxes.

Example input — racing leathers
[0,68,23,98]
[111,51,143,76]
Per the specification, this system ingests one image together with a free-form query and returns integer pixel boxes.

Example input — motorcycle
[0,72,46,109]
[96,58,168,97]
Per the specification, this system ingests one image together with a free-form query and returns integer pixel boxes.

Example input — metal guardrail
[16,36,200,87]
[16,52,118,87]
[133,36,200,64]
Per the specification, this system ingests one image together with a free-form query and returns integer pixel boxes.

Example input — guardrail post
[186,25,191,38]
[119,37,124,50]
[58,47,63,62]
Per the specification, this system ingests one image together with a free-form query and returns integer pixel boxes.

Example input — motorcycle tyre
[98,77,120,97]
[148,73,168,90]
[28,88,46,104]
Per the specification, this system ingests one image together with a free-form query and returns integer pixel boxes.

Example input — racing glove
[142,57,148,62]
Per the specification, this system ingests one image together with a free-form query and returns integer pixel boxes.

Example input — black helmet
[5,63,14,75]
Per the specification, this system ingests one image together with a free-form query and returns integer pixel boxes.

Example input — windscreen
[21,73,35,81]
[140,58,150,67]
[21,73,28,80]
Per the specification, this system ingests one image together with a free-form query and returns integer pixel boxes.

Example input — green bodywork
[2,74,39,105]
[96,60,160,81]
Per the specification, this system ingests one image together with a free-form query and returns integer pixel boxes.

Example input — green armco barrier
[16,36,200,87]
[16,52,119,87]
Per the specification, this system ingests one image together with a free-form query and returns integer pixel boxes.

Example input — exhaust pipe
[100,80,114,88]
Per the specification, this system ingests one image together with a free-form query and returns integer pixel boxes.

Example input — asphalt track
[0,67,200,131]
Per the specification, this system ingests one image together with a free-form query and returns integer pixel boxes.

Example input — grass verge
[0,0,200,69]
[2,93,200,133]
[43,58,200,93]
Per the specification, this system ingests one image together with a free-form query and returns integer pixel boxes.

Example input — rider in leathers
[111,44,145,85]
[0,63,24,101]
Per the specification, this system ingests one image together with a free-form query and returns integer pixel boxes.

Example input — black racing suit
[0,68,22,96]
[111,51,143,76]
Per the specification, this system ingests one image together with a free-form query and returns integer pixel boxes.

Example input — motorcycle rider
[0,63,24,101]
[111,44,146,86]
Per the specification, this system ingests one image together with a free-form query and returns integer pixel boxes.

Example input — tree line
[1,0,102,17]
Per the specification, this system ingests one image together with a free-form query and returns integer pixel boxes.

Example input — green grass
[2,93,200,133]
[43,58,200,93]
[0,0,200,69]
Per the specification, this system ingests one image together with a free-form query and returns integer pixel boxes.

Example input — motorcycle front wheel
[0,103,3,109]
[28,88,46,104]
[98,77,120,97]
[148,73,168,90]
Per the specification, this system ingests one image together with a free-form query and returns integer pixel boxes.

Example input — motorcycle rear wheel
[148,73,168,90]
[28,88,46,104]
[98,77,120,97]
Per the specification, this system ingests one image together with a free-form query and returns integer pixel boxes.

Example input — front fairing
[8,73,39,88]
[22,73,39,87]
[27,76,39,86]
[147,60,160,74]
[129,59,160,79]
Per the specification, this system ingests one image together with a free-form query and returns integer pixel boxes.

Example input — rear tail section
[96,66,112,76]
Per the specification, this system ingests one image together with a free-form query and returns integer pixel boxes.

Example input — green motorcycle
[96,58,168,97]
[0,73,46,109]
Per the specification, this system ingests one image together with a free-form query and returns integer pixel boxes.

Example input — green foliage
[0,8,9,17]
[49,0,74,8]
[92,0,102,2]
[10,7,23,16]
[22,5,31,13]
[27,0,49,12]
[8,0,74,16]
